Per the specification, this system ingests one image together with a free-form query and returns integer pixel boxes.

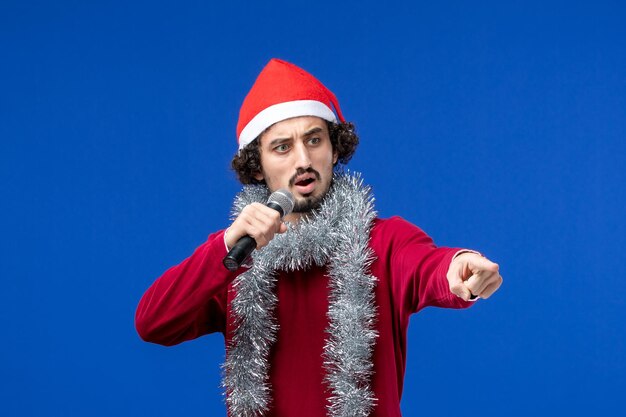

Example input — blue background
[1,1,624,416]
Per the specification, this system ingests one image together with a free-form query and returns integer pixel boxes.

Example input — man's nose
[293,142,312,169]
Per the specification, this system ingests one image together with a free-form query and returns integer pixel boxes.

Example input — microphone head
[267,189,295,217]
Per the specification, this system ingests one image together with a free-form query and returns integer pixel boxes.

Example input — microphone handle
[223,235,257,271]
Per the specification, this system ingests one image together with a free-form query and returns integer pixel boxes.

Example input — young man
[135,58,502,417]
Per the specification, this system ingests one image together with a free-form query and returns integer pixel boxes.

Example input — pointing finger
[469,256,499,274]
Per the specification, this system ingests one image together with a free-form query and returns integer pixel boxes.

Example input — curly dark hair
[231,121,359,185]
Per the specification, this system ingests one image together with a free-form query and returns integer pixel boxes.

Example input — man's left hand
[447,252,503,301]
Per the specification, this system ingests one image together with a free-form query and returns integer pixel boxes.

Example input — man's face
[254,116,338,215]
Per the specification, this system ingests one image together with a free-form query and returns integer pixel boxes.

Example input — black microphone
[222,189,295,271]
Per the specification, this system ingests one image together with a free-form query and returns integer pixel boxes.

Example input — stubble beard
[292,193,325,213]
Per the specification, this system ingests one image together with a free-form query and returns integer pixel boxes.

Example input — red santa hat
[236,58,346,151]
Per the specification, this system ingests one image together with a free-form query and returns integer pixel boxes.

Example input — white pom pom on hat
[236,58,345,151]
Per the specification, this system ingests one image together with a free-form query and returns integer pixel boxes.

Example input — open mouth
[295,178,315,187]
[290,169,321,195]
[293,175,317,195]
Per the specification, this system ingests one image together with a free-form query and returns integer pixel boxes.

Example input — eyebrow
[267,126,324,148]
[303,127,323,136]
[268,137,291,148]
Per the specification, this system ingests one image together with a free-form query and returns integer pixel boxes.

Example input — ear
[253,171,264,181]
[332,150,338,165]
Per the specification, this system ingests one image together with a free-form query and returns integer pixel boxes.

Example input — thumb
[447,262,473,301]
[277,222,288,234]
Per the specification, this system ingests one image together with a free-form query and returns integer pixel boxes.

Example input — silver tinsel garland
[222,172,379,417]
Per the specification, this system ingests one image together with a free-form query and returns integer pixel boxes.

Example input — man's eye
[275,144,289,152]
[309,137,321,145]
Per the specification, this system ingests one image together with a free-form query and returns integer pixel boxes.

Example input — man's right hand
[224,203,288,250]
